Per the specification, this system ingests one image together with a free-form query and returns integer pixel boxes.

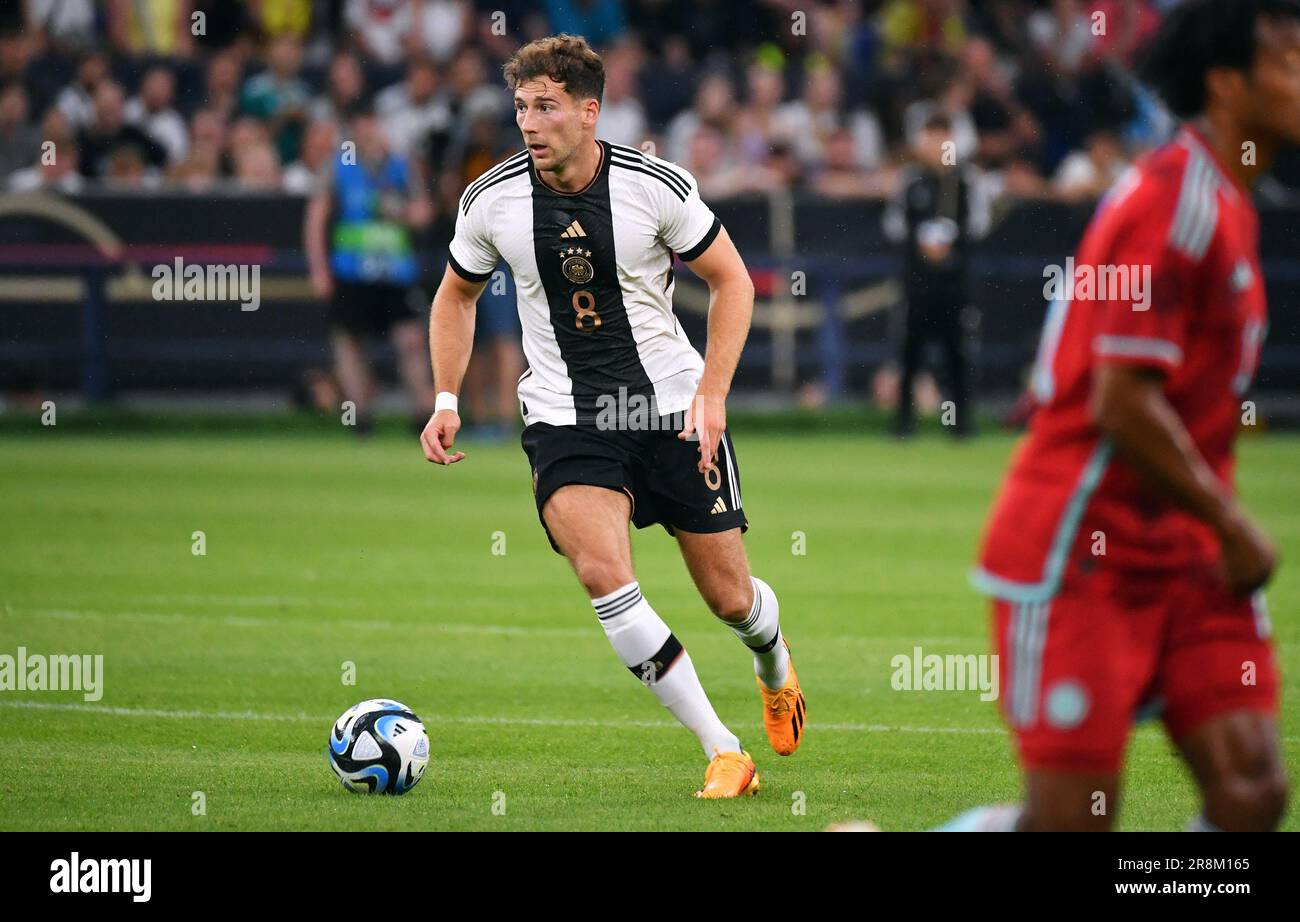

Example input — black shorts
[521,420,749,553]
[330,281,419,337]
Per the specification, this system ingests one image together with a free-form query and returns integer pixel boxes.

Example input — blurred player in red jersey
[940,0,1300,831]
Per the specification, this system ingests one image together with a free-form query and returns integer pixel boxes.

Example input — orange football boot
[695,749,760,799]
[758,640,806,755]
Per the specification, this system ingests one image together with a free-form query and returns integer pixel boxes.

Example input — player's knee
[702,581,753,623]
[1207,766,1289,830]
[571,553,634,600]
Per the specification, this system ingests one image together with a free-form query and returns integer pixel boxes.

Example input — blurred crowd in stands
[2,0,1295,211]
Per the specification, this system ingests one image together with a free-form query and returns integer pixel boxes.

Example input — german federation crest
[561,246,594,283]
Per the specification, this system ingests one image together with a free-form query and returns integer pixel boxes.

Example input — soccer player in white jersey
[420,34,805,798]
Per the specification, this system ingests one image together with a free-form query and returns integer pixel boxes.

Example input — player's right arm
[1087,170,1275,595]
[422,176,501,465]
[421,264,485,465]
[1091,364,1276,594]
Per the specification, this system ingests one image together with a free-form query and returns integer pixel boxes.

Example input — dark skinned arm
[1091,363,1276,595]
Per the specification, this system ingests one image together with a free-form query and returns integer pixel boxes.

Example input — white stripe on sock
[718,577,789,690]
[593,583,741,757]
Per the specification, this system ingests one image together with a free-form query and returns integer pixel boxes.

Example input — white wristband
[435,392,459,414]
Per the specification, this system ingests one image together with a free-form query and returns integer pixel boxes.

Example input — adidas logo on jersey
[560,220,587,238]
[711,497,727,515]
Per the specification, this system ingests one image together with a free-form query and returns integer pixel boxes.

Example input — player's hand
[1217,507,1277,596]
[679,392,726,474]
[421,410,465,465]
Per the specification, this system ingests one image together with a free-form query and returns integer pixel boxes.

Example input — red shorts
[991,562,1278,775]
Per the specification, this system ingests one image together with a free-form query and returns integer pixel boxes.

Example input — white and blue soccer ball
[327,699,429,795]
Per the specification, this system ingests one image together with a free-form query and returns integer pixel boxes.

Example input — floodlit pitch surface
[1,429,1296,831]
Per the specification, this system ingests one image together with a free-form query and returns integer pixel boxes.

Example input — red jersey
[975,127,1269,603]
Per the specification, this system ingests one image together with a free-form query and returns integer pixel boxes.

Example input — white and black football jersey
[447,140,723,426]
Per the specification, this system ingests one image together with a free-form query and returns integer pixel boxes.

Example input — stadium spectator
[774,63,886,173]
[77,80,168,179]
[375,54,450,159]
[963,36,1041,168]
[1026,0,1095,77]
[284,117,338,195]
[685,124,772,199]
[169,107,225,190]
[7,109,83,193]
[345,0,412,69]
[106,0,196,60]
[410,0,470,63]
[664,72,737,166]
[192,0,259,52]
[103,142,160,189]
[170,145,221,190]
[1052,128,1132,202]
[54,49,110,131]
[812,126,886,199]
[594,43,646,148]
[240,34,310,164]
[424,45,506,178]
[125,66,189,163]
[903,73,979,163]
[879,0,968,75]
[248,0,314,40]
[233,141,282,189]
[984,149,1053,200]
[26,0,99,53]
[310,50,367,131]
[444,45,506,127]
[201,48,244,121]
[636,33,693,131]
[733,57,787,167]
[0,82,42,181]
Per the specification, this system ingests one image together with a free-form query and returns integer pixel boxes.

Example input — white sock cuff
[592,581,642,620]
[732,577,777,632]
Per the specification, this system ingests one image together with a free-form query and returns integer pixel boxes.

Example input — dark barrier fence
[2,190,1299,402]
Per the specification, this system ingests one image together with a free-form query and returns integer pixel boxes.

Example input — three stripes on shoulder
[459,144,697,215]
[609,144,693,202]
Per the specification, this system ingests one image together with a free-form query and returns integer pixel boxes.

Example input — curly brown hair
[502,34,605,104]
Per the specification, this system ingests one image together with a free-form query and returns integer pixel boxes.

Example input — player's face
[514,77,596,173]
[1246,18,1300,147]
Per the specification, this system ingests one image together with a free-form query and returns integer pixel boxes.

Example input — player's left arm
[678,226,755,473]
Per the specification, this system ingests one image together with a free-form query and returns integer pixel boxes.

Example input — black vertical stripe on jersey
[530,140,653,424]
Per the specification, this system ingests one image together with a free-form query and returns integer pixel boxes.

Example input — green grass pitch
[1,425,1296,831]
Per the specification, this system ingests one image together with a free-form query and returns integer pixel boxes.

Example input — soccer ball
[327,699,429,795]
